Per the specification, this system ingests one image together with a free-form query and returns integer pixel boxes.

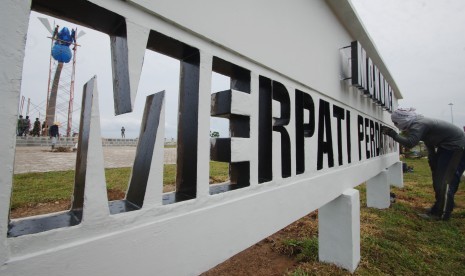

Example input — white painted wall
[0,0,402,275]
[108,0,399,123]
[0,0,32,267]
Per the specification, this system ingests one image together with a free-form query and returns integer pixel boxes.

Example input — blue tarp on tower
[51,27,76,63]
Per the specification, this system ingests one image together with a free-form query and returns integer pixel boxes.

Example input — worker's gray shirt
[392,117,465,151]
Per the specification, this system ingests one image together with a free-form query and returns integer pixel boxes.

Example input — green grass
[10,158,465,274]
[282,238,319,262]
[281,157,465,275]
[209,161,229,183]
[12,171,76,209]
[164,144,177,148]
[11,161,229,210]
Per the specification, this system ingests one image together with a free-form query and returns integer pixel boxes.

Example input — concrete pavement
[14,146,176,174]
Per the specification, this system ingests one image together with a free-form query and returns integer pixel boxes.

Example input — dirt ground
[202,213,320,276]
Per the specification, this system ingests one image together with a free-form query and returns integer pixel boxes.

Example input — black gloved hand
[381,126,397,137]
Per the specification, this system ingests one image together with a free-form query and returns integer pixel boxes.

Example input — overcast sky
[21,12,230,139]
[20,0,465,138]
[352,0,465,129]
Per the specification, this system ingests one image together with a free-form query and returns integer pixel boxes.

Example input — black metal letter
[295,89,315,174]
[317,100,334,170]
[332,104,345,166]
[272,81,291,178]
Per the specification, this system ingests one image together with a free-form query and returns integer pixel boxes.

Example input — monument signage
[0,0,403,274]
[351,41,393,111]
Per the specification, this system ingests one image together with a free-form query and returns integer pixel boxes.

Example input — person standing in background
[17,115,24,136]
[32,118,41,136]
[24,116,31,137]
[41,120,47,136]
[49,122,60,151]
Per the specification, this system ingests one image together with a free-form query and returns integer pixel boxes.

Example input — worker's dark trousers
[430,147,465,220]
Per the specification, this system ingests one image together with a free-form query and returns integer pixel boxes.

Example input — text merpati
[211,75,397,185]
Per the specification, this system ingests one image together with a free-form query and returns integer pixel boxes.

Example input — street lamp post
[448,103,454,124]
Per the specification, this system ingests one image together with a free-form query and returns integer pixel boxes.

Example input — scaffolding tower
[18,18,85,137]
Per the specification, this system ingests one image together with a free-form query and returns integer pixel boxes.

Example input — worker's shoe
[424,204,439,214]
[418,210,450,221]
[390,192,396,203]
[417,212,441,220]
[423,204,452,221]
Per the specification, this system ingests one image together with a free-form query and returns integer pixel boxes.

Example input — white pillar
[366,169,390,209]
[0,0,31,264]
[249,73,259,186]
[319,189,360,273]
[196,51,212,198]
[388,161,403,188]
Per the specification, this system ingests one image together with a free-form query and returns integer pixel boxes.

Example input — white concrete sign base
[388,161,404,188]
[319,188,360,273]
[0,0,404,275]
[367,170,391,209]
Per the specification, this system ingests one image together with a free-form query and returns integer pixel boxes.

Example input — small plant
[285,267,309,276]
[210,131,220,138]
[55,146,71,152]
[281,238,318,262]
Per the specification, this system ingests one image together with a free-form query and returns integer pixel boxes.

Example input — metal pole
[26,98,30,116]
[19,96,25,116]
[67,30,78,137]
[448,103,454,124]
[44,23,57,136]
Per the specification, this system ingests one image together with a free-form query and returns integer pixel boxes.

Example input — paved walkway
[14,146,176,174]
